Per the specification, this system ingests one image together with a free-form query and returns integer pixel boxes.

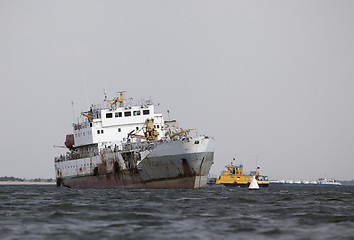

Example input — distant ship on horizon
[269,178,341,186]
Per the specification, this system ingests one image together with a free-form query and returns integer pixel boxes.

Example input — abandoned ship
[54,92,214,188]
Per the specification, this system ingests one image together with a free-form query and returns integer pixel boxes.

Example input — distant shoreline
[0,181,56,185]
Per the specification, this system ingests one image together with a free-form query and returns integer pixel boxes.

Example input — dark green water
[0,185,353,240]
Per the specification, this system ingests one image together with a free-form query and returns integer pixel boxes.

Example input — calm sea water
[0,185,353,240]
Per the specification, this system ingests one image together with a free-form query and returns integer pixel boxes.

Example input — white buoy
[249,176,260,190]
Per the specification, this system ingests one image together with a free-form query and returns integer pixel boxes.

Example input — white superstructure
[71,93,165,150]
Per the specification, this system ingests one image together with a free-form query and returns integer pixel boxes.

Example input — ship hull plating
[60,175,209,189]
[55,137,214,189]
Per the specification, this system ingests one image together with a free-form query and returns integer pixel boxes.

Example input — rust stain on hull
[181,158,194,177]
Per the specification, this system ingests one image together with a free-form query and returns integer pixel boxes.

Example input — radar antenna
[105,91,131,108]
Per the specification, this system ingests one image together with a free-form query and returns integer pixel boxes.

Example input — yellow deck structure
[215,163,269,187]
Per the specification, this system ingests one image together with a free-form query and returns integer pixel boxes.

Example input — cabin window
[143,110,150,115]
[106,113,113,118]
[101,130,104,134]
[157,125,159,128]
[97,130,100,134]
[118,128,121,132]
[90,123,92,127]
[133,110,141,116]
[136,127,139,131]
[115,112,122,117]
[246,177,248,180]
[237,177,240,180]
[230,177,233,179]
[124,111,131,117]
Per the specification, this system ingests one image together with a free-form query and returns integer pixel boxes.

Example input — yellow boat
[215,161,269,187]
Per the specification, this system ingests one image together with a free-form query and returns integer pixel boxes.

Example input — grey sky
[1,1,353,180]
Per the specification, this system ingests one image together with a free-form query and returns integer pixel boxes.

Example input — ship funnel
[249,176,260,190]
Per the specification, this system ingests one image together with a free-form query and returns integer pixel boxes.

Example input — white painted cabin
[72,103,165,150]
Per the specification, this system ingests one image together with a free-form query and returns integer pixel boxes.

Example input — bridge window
[133,110,141,116]
[115,112,122,117]
[101,130,104,134]
[106,113,113,118]
[143,110,150,115]
[124,111,131,117]
[118,128,121,132]
[97,130,100,134]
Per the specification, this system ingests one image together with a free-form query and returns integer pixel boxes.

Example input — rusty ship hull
[55,136,214,189]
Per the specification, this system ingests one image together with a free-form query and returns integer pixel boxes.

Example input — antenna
[71,100,75,122]
[103,88,107,101]
[167,110,172,135]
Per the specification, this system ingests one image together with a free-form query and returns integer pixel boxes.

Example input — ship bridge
[71,93,165,149]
